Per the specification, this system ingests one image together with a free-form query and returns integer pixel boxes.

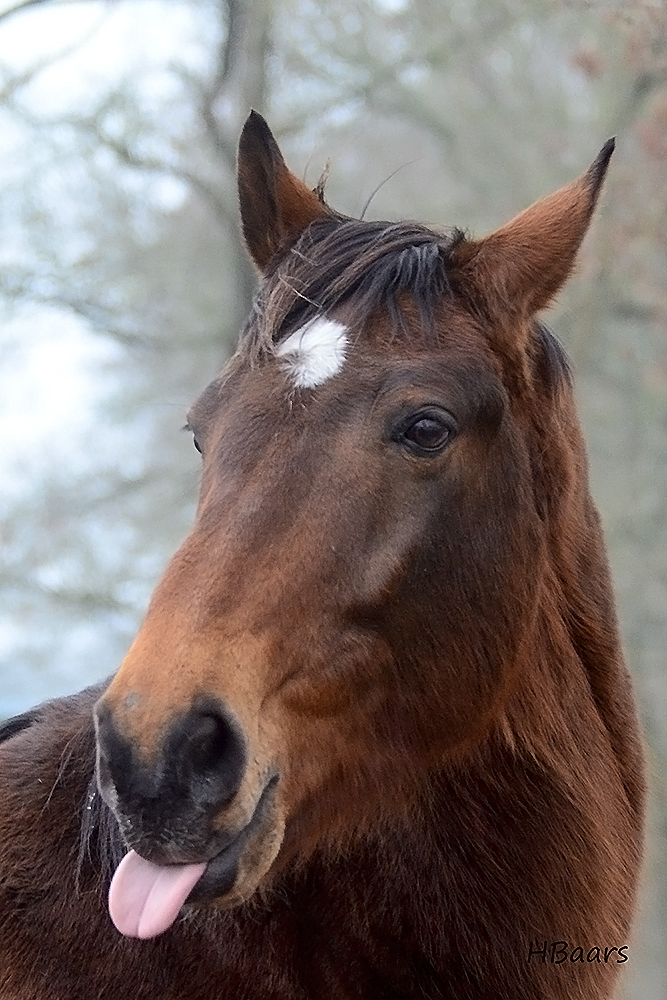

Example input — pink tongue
[108,850,206,939]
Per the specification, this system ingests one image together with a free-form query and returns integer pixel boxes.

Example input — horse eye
[401,416,453,454]
[193,436,202,455]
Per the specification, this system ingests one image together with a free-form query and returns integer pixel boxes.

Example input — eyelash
[182,422,202,456]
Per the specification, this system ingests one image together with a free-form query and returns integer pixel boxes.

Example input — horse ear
[237,111,330,271]
[452,139,615,321]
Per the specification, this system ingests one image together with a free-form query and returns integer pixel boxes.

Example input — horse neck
[284,551,646,972]
[269,709,637,984]
[528,485,644,829]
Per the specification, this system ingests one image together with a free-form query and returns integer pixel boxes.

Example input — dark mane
[243,217,466,356]
[532,320,572,393]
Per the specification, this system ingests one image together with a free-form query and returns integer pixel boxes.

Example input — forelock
[241,217,465,358]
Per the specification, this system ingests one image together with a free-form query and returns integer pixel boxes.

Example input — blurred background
[0,0,664,993]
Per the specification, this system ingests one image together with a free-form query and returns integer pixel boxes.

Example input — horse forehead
[274,315,349,388]
[192,308,500,434]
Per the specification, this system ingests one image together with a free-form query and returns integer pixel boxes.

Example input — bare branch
[77,118,237,233]
[0,0,114,26]
[0,272,151,346]
[0,0,53,26]
[0,4,110,101]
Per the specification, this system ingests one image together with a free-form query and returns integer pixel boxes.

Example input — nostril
[188,712,233,772]
[175,703,247,810]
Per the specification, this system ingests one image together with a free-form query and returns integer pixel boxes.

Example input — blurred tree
[0,0,270,694]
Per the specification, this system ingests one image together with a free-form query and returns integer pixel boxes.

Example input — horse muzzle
[93,696,285,936]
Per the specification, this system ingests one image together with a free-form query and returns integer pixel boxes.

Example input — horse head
[94,113,614,938]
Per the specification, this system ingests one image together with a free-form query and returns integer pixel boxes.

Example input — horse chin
[189,776,285,911]
[204,818,285,911]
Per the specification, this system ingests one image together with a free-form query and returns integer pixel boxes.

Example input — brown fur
[0,115,644,999]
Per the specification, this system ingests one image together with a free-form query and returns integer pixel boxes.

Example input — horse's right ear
[450,139,615,326]
[237,111,330,272]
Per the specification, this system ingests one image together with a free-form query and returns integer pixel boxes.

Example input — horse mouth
[108,774,283,938]
[189,772,282,906]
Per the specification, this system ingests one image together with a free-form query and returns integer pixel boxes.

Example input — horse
[0,112,645,1000]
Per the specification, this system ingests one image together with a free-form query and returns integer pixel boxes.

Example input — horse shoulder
[0,685,108,999]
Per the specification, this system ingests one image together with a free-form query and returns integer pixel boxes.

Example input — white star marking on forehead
[274,315,348,388]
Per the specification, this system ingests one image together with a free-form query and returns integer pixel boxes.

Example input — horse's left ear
[237,111,330,272]
[451,139,615,322]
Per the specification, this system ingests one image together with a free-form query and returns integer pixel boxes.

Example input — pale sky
[0,0,201,483]
[0,1,205,713]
